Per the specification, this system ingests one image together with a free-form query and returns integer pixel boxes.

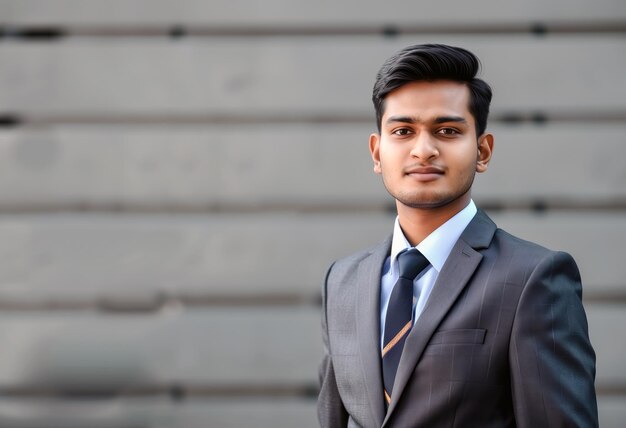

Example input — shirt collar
[390,200,478,274]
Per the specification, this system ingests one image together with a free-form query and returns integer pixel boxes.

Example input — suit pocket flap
[428,328,486,345]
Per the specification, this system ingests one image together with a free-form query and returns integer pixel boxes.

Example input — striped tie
[382,248,429,405]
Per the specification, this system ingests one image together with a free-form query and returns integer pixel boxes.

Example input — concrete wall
[0,1,624,426]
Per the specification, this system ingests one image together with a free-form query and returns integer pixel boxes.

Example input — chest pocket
[423,328,486,355]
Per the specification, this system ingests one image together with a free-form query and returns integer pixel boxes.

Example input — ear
[369,132,382,174]
[476,133,494,173]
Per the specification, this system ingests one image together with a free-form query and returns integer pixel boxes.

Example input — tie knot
[397,248,429,280]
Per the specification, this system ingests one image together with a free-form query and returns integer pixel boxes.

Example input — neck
[396,193,471,246]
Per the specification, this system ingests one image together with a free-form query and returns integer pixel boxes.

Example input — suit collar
[460,209,496,249]
[356,235,391,428]
[382,210,497,425]
[391,200,479,273]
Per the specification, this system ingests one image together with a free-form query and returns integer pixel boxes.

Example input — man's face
[369,80,493,212]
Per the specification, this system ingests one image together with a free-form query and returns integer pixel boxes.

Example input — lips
[404,165,444,182]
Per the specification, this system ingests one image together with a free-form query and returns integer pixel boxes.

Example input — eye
[436,127,460,136]
[391,128,412,136]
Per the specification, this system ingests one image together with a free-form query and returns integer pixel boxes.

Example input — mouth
[404,165,445,182]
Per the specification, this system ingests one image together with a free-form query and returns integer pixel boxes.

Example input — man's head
[369,44,494,216]
[372,44,492,136]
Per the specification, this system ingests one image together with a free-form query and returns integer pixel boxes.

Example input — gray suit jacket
[318,210,597,427]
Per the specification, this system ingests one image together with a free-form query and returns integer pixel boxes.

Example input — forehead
[382,80,473,123]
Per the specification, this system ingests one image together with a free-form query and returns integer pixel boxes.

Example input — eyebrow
[385,115,468,125]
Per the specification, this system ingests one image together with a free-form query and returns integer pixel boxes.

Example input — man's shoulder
[467,222,583,300]
[490,225,578,272]
[493,226,554,254]
[461,210,578,274]
[326,238,390,280]
[473,210,562,258]
[333,240,387,267]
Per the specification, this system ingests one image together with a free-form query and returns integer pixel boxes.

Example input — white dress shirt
[379,200,478,349]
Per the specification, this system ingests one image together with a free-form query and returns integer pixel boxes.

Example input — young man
[318,44,597,427]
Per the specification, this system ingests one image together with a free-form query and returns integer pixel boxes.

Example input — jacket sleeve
[509,251,598,427]
[317,263,349,427]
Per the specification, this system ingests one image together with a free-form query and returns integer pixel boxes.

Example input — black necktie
[382,248,429,405]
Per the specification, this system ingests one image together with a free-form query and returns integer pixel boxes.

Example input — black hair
[372,44,492,136]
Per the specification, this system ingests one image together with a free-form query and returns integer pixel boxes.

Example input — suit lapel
[383,210,496,424]
[356,236,391,428]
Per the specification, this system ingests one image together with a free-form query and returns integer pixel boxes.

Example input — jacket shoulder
[492,226,565,258]
[324,238,390,289]
[487,227,581,286]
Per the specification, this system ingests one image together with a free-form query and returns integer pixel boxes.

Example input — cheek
[378,148,394,168]
[451,148,479,171]
[379,143,407,163]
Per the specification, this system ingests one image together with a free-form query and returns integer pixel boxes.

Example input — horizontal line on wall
[1,22,626,40]
[0,382,319,400]
[0,289,622,313]
[2,111,626,128]
[596,384,626,397]
[1,199,626,215]
[0,201,397,215]
[0,381,622,400]
[582,292,626,305]
[0,292,321,313]
[480,200,626,214]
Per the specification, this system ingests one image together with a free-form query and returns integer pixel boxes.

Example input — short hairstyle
[372,44,493,136]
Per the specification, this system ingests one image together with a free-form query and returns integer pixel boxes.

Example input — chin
[400,199,453,210]
[393,190,470,210]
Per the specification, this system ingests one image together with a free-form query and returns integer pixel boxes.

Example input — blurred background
[0,1,624,427]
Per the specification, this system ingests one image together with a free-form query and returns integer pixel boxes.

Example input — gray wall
[0,1,624,426]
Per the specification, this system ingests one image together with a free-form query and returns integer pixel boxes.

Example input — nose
[409,132,439,161]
